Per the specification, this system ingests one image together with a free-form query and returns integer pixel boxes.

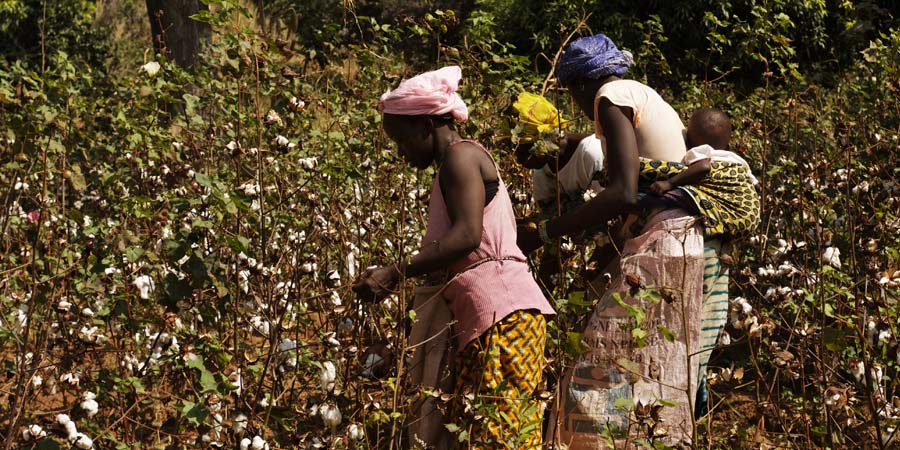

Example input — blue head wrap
[556,33,634,86]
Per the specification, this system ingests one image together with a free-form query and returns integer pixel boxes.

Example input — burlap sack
[406,285,455,450]
[551,212,705,449]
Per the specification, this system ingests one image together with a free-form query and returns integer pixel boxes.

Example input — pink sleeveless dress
[423,139,555,348]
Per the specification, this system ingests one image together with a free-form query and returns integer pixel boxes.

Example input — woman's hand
[650,180,673,195]
[517,221,543,255]
[352,265,401,301]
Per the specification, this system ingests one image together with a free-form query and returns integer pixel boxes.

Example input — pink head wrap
[379,66,469,122]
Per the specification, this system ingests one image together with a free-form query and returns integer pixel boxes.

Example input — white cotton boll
[879,330,892,346]
[58,298,72,311]
[133,275,156,300]
[61,373,80,386]
[320,403,342,428]
[327,270,340,283]
[823,247,841,269]
[324,332,340,348]
[22,424,47,441]
[81,307,94,317]
[279,338,297,353]
[867,320,878,343]
[774,239,791,257]
[346,252,358,279]
[348,423,364,440]
[330,291,342,307]
[79,325,100,343]
[320,361,337,392]
[141,61,160,76]
[289,96,305,110]
[73,433,93,449]
[275,135,289,147]
[719,330,731,346]
[239,270,250,294]
[734,297,752,314]
[240,438,252,450]
[232,413,248,434]
[230,370,243,396]
[80,391,99,417]
[298,157,317,169]
[851,360,866,383]
[251,435,269,450]
[872,365,884,384]
[32,375,42,387]
[249,316,270,335]
[57,414,77,438]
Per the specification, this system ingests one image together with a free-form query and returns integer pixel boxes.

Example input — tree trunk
[146,0,210,69]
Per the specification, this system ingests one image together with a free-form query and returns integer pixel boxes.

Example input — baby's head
[686,108,731,150]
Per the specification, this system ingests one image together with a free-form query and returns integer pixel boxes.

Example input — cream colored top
[594,79,686,162]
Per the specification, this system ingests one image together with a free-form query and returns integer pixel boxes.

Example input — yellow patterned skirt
[638,158,760,237]
[452,310,547,449]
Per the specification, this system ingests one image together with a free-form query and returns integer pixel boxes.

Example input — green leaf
[613,397,633,411]
[180,400,208,427]
[195,173,214,189]
[823,326,849,352]
[35,439,62,450]
[567,290,591,307]
[186,356,218,393]
[632,328,648,340]
[657,325,677,342]
[657,398,679,407]
[615,357,641,378]
[226,235,250,253]
[566,332,591,355]
[66,163,87,192]
[266,406,297,431]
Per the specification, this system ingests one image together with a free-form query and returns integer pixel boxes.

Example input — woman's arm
[352,144,488,299]
[405,144,486,277]
[545,97,639,239]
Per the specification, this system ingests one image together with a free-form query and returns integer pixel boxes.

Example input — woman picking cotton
[517,34,717,447]
[352,66,555,449]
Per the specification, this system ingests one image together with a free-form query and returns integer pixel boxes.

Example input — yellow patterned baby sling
[638,158,760,237]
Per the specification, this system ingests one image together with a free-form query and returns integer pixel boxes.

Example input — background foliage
[1,0,899,448]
